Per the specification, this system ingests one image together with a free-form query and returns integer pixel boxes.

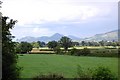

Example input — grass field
[18,54,118,78]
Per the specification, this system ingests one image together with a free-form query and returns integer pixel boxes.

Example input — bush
[89,49,118,57]
[82,48,91,56]
[32,73,65,80]
[92,66,117,80]
[70,48,78,55]
[69,48,91,56]
[76,65,93,79]
[54,46,64,55]
[76,65,117,80]
[69,48,83,56]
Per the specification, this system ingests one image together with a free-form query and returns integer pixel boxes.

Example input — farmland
[18,54,118,78]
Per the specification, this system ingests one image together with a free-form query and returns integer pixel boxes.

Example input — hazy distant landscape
[17,30,118,42]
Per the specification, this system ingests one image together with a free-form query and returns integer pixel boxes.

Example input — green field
[18,54,118,78]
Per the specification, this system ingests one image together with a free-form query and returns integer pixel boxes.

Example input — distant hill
[17,36,38,42]
[83,30,118,41]
[17,30,118,42]
[17,33,81,43]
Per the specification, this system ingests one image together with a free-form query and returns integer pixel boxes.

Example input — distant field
[18,54,118,78]
[30,46,118,56]
[37,46,118,50]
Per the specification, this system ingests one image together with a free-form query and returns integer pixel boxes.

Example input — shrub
[76,65,117,80]
[54,46,64,55]
[76,65,93,79]
[92,66,117,80]
[82,48,91,56]
[69,48,91,56]
[89,49,118,57]
[32,73,65,80]
[70,48,78,55]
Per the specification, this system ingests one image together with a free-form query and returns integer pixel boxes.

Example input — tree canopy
[18,42,33,54]
[59,36,72,51]
[47,41,58,50]
[2,16,20,80]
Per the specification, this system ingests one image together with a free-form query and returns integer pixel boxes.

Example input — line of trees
[15,37,120,54]
[80,40,120,47]
[15,36,73,54]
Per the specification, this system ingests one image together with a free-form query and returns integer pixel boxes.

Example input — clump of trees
[15,42,33,54]
[47,36,73,54]
[46,36,92,56]
[2,16,21,80]
[31,41,46,48]
[37,41,46,47]
[47,41,58,50]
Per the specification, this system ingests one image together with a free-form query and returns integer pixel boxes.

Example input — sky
[1,0,119,39]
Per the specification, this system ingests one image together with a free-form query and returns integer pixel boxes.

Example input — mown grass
[18,54,118,78]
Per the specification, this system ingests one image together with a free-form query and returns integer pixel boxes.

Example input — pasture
[18,54,118,78]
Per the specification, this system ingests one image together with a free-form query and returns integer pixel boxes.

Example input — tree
[2,16,21,80]
[31,42,40,48]
[72,42,79,46]
[14,42,21,53]
[19,42,33,53]
[99,40,105,46]
[47,41,58,50]
[59,36,72,52]
[37,41,45,47]
[41,41,46,47]
[81,41,86,46]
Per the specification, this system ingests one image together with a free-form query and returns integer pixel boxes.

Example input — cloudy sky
[1,0,119,39]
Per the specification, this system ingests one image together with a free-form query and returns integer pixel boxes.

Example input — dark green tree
[2,16,21,80]
[72,42,79,46]
[47,41,58,50]
[99,40,105,46]
[81,41,86,46]
[31,42,39,48]
[59,36,72,52]
[14,42,21,53]
[37,41,45,47]
[19,42,33,54]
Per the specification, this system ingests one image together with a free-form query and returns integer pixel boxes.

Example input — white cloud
[32,27,54,36]
[1,0,114,25]
[11,26,55,39]
[2,0,118,39]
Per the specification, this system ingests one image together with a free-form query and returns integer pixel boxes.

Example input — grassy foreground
[18,54,118,78]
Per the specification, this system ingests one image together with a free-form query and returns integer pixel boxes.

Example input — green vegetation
[30,47,118,57]
[69,48,91,56]
[33,73,64,80]
[2,16,21,80]
[76,65,117,80]
[59,36,73,52]
[18,54,118,78]
[15,42,33,54]
[31,42,40,48]
[47,41,58,50]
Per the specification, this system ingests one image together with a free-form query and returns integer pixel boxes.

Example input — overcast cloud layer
[1,0,118,39]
